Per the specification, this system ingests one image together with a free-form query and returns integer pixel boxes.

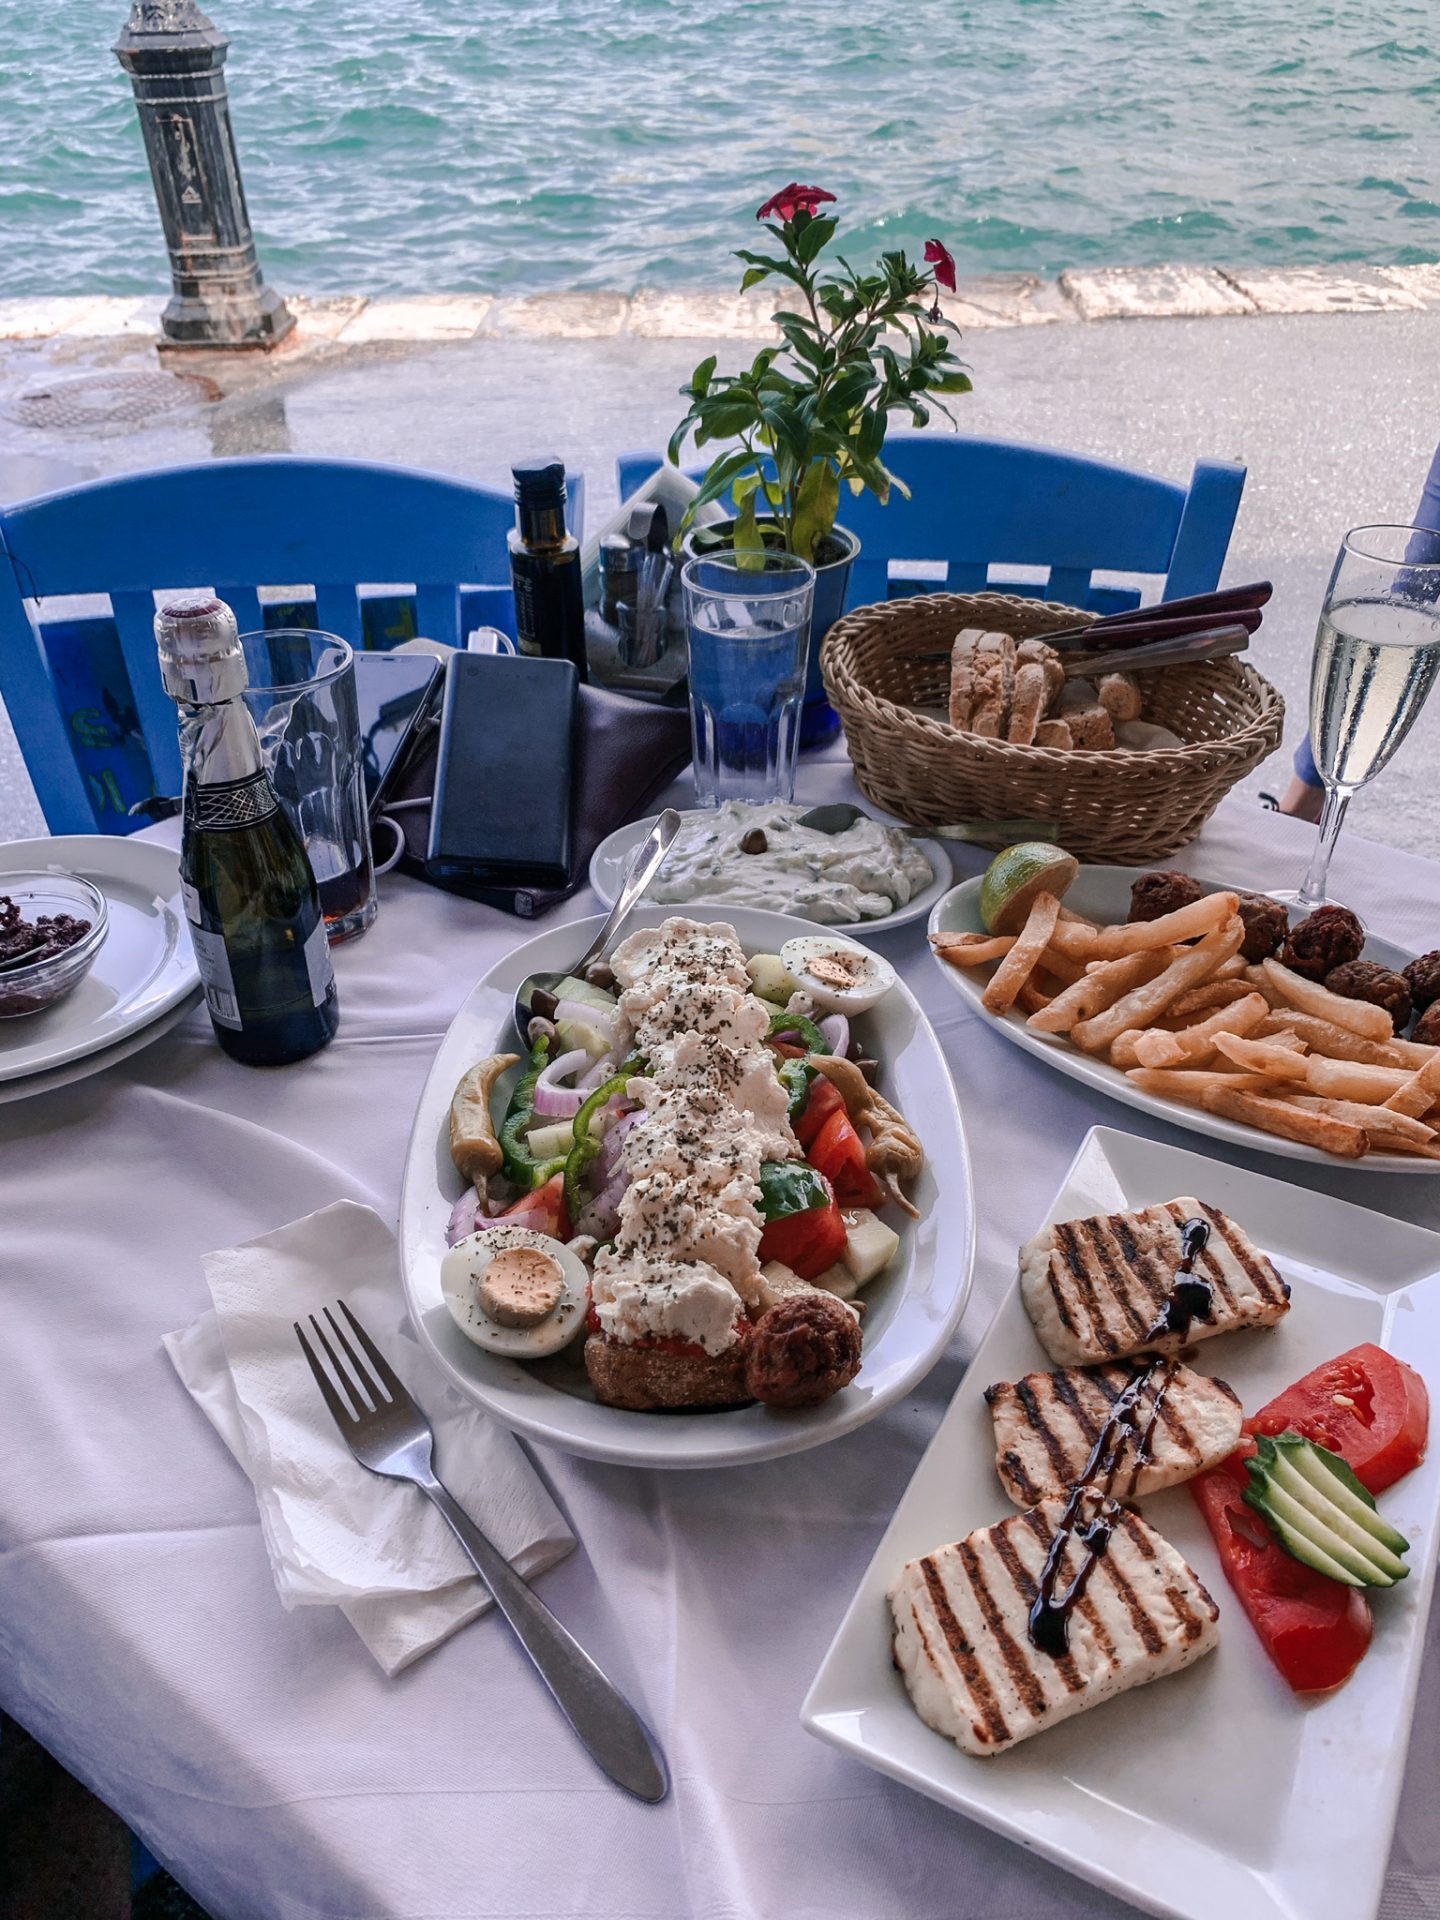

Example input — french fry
[1385,1033,1440,1069]
[1133,992,1271,1070]
[982,891,1061,1014]
[1026,947,1174,1035]
[1016,978,1052,1016]
[1303,1056,1412,1103]
[1056,906,1095,926]
[1047,918,1103,960]
[1212,1032,1311,1079]
[1383,1053,1440,1118]
[1242,964,1289,1008]
[1087,891,1238,959]
[1108,1030,1147,1070]
[1126,1067,1272,1100]
[1257,1010,1409,1067]
[1214,955,1249,980]
[1039,947,1088,988]
[1284,1093,1436,1146]
[1071,919,1245,1054]
[1163,978,1255,1024]
[930,931,1017,967]
[1262,958,1395,1043]
[1195,1086,1369,1159]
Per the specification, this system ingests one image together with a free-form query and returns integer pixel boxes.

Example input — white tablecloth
[3,773,1439,1920]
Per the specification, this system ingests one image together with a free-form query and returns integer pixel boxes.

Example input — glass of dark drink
[239,629,376,943]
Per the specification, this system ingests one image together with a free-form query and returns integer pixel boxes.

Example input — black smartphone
[352,649,444,814]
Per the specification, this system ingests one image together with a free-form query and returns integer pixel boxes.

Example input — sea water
[2,0,1437,297]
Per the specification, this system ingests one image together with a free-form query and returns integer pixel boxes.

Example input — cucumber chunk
[554,1016,613,1061]
[1245,1431,1410,1589]
[747,952,801,1004]
[526,1119,578,1160]
[553,974,618,1012]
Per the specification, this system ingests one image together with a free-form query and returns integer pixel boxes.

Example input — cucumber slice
[1245,1431,1410,1589]
[553,975,618,1012]
[526,1119,578,1160]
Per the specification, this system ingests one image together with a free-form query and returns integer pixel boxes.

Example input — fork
[295,1301,668,1803]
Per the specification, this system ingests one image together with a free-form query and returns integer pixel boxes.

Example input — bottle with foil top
[156,594,339,1066]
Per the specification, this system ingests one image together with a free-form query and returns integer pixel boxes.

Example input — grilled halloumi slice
[1019,1195,1289,1367]
[889,1501,1219,1756]
[985,1359,1243,1506]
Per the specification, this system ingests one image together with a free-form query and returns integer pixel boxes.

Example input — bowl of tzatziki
[590,803,952,933]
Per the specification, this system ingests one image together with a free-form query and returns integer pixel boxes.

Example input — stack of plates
[0,836,200,1104]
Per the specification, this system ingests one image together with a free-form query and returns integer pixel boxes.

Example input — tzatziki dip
[647,802,934,925]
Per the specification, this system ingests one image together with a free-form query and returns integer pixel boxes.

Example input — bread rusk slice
[584,1333,752,1410]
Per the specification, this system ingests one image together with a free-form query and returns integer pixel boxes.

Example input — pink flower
[757,183,837,223]
[924,238,957,292]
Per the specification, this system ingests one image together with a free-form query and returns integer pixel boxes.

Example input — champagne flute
[1290,524,1440,913]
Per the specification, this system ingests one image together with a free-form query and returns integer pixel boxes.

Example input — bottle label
[302,916,334,1009]
[188,771,280,833]
[187,924,243,1030]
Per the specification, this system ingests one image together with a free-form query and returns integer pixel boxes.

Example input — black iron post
[114,0,294,349]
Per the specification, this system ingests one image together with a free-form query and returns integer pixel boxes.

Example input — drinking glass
[1290,525,1440,913]
[239,629,377,942]
[682,553,815,806]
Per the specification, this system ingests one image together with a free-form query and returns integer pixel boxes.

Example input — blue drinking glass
[682,552,815,807]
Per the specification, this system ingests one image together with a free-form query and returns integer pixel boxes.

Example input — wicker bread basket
[822,591,1285,864]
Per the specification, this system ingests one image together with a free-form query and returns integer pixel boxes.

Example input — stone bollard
[113,0,294,350]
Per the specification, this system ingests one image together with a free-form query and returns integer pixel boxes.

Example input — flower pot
[682,521,858,748]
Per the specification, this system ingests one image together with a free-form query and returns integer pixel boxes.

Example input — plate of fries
[928,866,1440,1169]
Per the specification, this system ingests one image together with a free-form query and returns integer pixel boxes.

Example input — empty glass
[682,553,815,807]
[239,629,376,942]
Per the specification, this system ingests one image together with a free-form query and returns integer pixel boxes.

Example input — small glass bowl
[0,871,110,1020]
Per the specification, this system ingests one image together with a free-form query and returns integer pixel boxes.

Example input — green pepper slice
[499,1036,569,1190]
[764,1010,830,1121]
[564,1053,645,1219]
[765,1010,831,1055]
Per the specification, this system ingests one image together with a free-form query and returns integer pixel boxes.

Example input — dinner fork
[295,1301,668,1803]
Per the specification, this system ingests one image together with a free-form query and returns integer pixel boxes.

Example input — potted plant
[668,181,972,740]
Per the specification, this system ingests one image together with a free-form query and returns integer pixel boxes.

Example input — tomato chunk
[1190,1447,1373,1693]
[796,1076,845,1150]
[500,1172,572,1244]
[808,1108,884,1208]
[1246,1343,1428,1493]
[758,1186,848,1279]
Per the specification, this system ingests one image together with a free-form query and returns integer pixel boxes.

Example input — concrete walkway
[2,303,1438,862]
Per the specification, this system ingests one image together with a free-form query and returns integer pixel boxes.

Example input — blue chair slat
[214,585,267,636]
[110,589,183,795]
[1163,458,1248,600]
[1046,565,1094,606]
[0,457,539,830]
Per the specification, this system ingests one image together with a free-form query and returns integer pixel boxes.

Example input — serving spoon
[512,808,681,1041]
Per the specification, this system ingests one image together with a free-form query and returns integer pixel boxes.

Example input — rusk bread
[584,1333,752,1410]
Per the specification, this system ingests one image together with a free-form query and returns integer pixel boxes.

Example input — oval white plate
[398,903,975,1468]
[0,835,198,1085]
[589,811,953,936]
[929,863,1432,1174]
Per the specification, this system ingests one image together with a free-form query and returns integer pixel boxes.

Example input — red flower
[925,238,957,292]
[757,183,837,223]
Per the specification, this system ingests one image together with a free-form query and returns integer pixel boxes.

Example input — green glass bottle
[508,455,587,678]
[156,595,339,1067]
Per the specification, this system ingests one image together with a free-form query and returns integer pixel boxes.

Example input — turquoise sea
[2,0,1437,297]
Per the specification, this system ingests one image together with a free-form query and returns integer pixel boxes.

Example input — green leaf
[934,369,974,394]
[795,215,837,265]
[690,447,761,514]
[687,355,717,401]
[757,1160,832,1222]
[739,265,770,292]
[790,459,840,564]
[731,485,765,570]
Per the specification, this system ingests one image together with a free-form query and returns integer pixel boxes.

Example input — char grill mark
[988,1522,1086,1697]
[1102,1213,1172,1313]
[1001,1448,1042,1506]
[1082,1218,1158,1344]
[1054,1220,1122,1355]
[1019,1507,1120,1671]
[956,1536,1051,1723]
[1015,1376,1079,1487]
[1209,1202,1290,1306]
[919,1556,1010,1749]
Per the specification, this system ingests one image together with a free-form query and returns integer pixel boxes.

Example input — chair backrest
[617,433,1244,614]
[0,456,583,834]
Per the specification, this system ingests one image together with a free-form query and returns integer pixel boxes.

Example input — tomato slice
[1246,1343,1429,1494]
[796,1076,845,1150]
[758,1187,849,1279]
[500,1172,572,1244]
[1190,1447,1373,1693]
[808,1108,884,1208]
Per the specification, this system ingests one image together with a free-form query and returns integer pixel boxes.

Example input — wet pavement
[2,306,1438,868]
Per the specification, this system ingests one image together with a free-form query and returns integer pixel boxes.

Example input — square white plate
[802,1126,1440,1920]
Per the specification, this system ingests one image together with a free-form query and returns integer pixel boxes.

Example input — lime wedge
[979,842,1079,934]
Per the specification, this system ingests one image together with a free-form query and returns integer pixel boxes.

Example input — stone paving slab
[1380,263,1440,309]
[335,294,494,343]
[938,273,1071,329]
[287,294,368,341]
[483,291,629,338]
[1060,263,1255,320]
[626,289,776,339]
[0,297,117,339]
[1223,265,1425,315]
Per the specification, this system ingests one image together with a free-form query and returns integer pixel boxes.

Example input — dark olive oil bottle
[508,455,587,679]
[156,595,339,1067]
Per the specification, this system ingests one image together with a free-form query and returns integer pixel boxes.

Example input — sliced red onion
[577,1052,617,1092]
[474,1205,552,1236]
[578,1165,628,1239]
[598,1107,642,1178]
[446,1187,480,1245]
[532,1047,590,1117]
[555,997,617,1038]
[818,1013,850,1057]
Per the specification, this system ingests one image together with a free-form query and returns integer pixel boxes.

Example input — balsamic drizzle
[1026,1215,1211,1656]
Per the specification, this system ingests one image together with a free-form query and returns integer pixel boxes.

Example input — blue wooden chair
[616,433,1244,613]
[0,455,584,835]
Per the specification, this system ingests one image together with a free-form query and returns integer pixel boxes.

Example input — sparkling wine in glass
[1291,524,1440,913]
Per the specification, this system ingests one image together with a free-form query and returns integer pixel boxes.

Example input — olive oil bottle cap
[512,456,568,509]
[155,594,248,705]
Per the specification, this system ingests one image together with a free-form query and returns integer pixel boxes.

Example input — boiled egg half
[779,934,896,1015]
[441,1225,589,1358]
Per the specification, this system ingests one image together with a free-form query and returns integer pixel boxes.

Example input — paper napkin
[163,1199,574,1675]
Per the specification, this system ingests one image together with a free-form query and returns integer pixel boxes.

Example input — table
[4,776,1439,1920]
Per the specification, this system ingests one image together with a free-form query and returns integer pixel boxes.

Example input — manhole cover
[7,370,222,430]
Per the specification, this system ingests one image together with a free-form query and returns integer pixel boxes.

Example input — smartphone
[352,650,444,814]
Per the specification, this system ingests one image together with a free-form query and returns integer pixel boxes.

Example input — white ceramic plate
[929,863,1431,1173]
[589,811,953,935]
[398,903,974,1469]
[0,835,198,1085]
[803,1125,1440,1920]
[0,992,200,1105]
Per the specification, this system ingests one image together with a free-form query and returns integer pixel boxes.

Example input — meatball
[1403,951,1440,1016]
[1323,960,1412,1032]
[1413,1002,1440,1048]
[744,1293,862,1410]
[1128,870,1204,924]
[1281,904,1365,980]
[1234,890,1290,963]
